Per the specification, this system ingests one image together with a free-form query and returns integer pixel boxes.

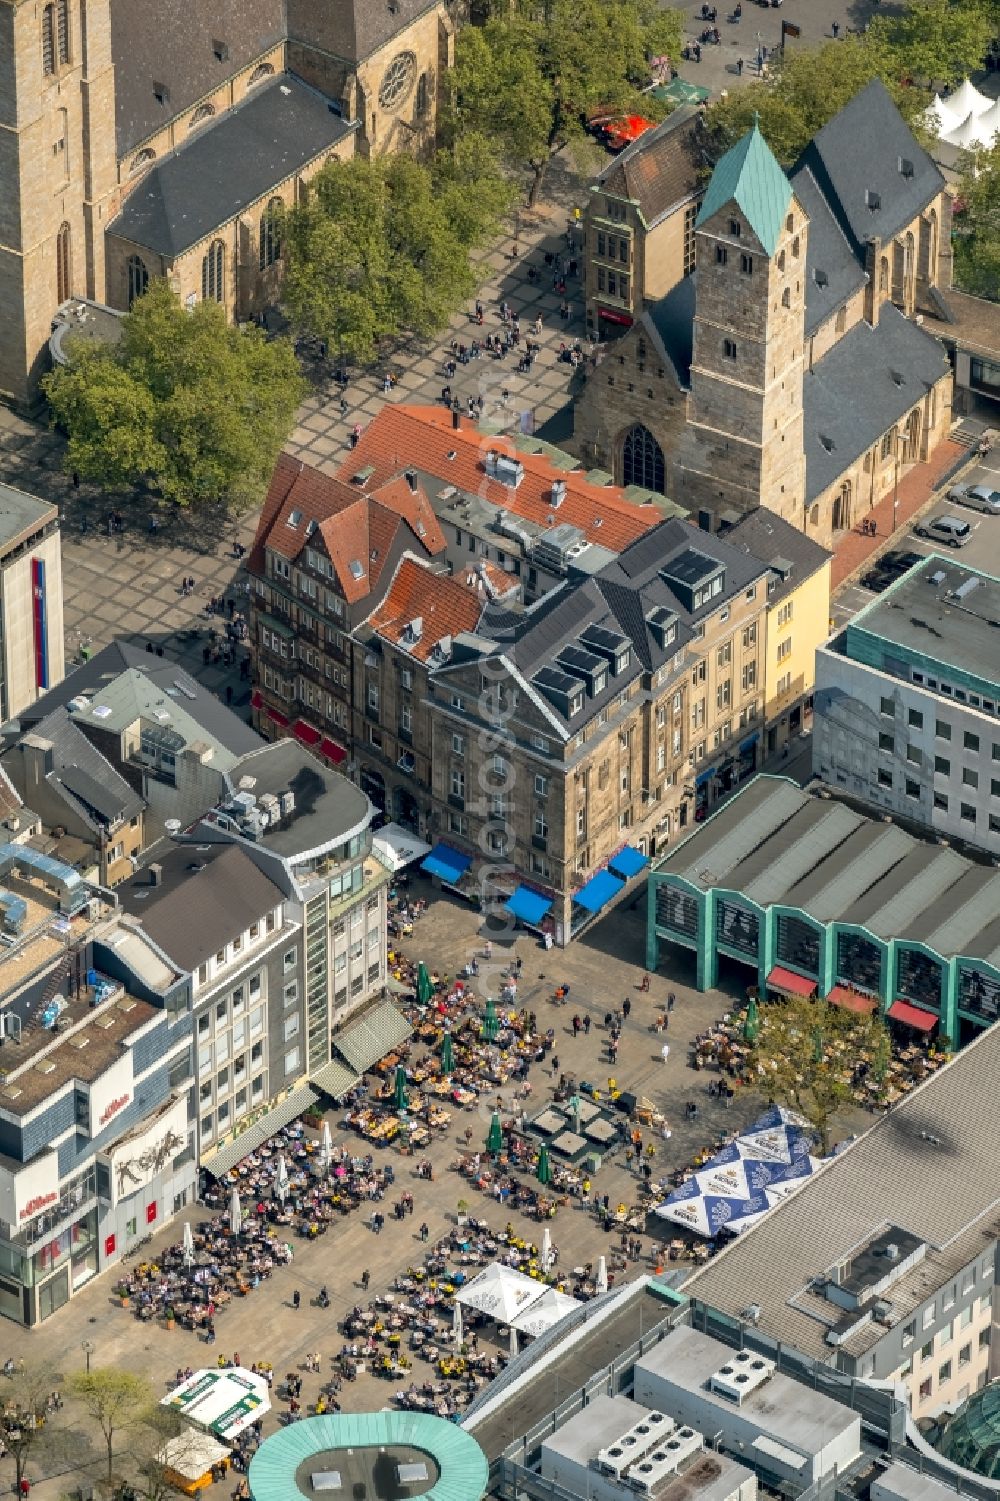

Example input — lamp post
[81,1338,94,1375]
[893,429,906,533]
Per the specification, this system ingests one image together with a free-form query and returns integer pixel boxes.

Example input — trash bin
[80,644,91,662]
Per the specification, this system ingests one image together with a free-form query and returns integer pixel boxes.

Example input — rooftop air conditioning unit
[710,1350,776,1403]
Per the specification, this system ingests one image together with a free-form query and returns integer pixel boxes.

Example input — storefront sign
[88,1052,134,1137]
[98,1095,188,1206]
[99,1094,130,1127]
[0,1149,62,1230]
[19,1192,57,1221]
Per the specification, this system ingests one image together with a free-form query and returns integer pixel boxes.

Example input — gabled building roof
[341,405,660,556]
[696,122,792,255]
[725,508,831,606]
[366,558,484,663]
[788,164,868,338]
[17,706,144,831]
[794,79,945,258]
[109,75,354,258]
[594,106,708,227]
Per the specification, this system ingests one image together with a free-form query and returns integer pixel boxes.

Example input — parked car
[913,514,972,547]
[947,483,1000,515]
[860,550,923,592]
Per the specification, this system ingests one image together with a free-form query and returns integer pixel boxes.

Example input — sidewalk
[831,436,968,589]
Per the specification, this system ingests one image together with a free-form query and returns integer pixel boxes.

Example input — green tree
[42,282,305,511]
[282,151,511,364]
[70,1367,156,1482]
[952,139,1000,298]
[444,0,683,204]
[752,996,889,1153]
[871,0,992,88]
[1,1365,60,1493]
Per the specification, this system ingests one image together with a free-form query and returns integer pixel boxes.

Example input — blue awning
[573,869,625,914]
[504,886,553,926]
[421,843,473,883]
[608,845,649,881]
[695,766,715,787]
[739,733,759,754]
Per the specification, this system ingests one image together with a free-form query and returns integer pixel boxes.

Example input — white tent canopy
[455,1262,547,1324]
[943,109,995,149]
[373,824,431,873]
[159,1431,231,1482]
[925,93,962,135]
[511,1287,582,1337]
[948,77,993,120]
[925,79,999,151]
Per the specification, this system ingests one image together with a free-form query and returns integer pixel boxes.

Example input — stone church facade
[574,82,955,551]
[0,0,454,406]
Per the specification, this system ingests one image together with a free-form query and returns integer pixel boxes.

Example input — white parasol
[182,1221,195,1269]
[229,1187,242,1237]
[595,1255,608,1295]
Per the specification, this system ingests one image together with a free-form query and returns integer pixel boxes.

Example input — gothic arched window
[126,254,149,307]
[202,239,225,303]
[56,222,72,303]
[622,423,665,494]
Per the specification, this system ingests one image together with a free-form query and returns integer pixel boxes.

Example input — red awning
[826,985,878,1015]
[266,707,289,729]
[766,966,817,998]
[598,308,634,326]
[293,719,321,748]
[320,736,347,765]
[888,999,938,1032]
[250,689,263,710]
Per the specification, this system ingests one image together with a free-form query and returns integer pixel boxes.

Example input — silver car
[914,513,972,547]
[947,483,1000,515]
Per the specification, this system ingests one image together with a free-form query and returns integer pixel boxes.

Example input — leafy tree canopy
[71,1367,156,1482]
[444,0,683,202]
[42,282,304,511]
[281,146,515,364]
[953,138,1000,299]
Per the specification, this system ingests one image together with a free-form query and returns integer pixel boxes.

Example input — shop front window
[958,965,1000,1021]
[836,931,882,993]
[716,899,759,958]
[776,914,820,975]
[896,948,943,1010]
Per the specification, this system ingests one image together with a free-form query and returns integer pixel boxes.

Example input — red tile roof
[456,559,520,600]
[249,453,447,603]
[338,405,660,555]
[366,558,484,662]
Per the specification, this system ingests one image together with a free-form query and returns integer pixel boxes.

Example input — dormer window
[866,188,881,212]
[569,692,584,716]
[729,218,741,238]
[287,509,302,528]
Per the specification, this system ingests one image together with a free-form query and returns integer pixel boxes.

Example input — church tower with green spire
[677,121,808,529]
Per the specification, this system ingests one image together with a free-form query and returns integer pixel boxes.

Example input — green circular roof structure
[248,1413,489,1501]
[937,1382,1000,1479]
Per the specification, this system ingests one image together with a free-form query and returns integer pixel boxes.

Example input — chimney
[404,469,417,493]
[452,409,461,431]
[149,862,163,886]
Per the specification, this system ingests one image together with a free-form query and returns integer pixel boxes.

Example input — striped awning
[202,1083,319,1178]
[311,1056,361,1102]
[333,999,413,1075]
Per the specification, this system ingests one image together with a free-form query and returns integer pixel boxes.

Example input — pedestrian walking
[572,1015,581,1036]
[583,1014,591,1034]
[661,1043,670,1064]
[640,973,650,992]
[419,1222,429,1242]
[361,1269,371,1290]
[292,1289,301,1310]
[622,997,632,1020]
[667,993,676,1013]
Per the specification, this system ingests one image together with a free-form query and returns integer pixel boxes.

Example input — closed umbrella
[182,1221,195,1269]
[743,996,760,1045]
[509,1325,519,1357]
[812,1025,824,1064]
[452,1301,463,1345]
[487,1110,503,1156]
[441,1030,454,1074]
[481,998,499,1042]
[275,1153,289,1205]
[417,962,434,1005]
[536,1143,552,1186]
[394,1065,409,1111]
[595,1255,608,1294]
[318,1119,333,1175]
[541,1225,552,1271]
[229,1187,242,1237]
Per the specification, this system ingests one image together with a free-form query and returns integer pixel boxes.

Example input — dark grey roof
[803,303,950,502]
[55,765,137,826]
[111,0,286,158]
[790,164,868,337]
[15,641,261,757]
[117,842,284,970]
[286,0,439,66]
[110,76,353,258]
[14,706,143,830]
[644,273,696,387]
[725,508,831,606]
[224,740,372,860]
[794,79,945,259]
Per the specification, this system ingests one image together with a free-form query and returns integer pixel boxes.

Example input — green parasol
[394,1064,409,1111]
[486,1110,503,1156]
[481,998,499,1042]
[441,1030,454,1074]
[416,962,434,1005]
[536,1143,552,1185]
[743,996,760,1045]
[812,1025,825,1064]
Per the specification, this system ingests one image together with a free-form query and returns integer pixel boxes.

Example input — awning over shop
[573,869,624,914]
[311,1056,361,1102]
[202,1083,318,1178]
[739,733,759,754]
[320,736,347,765]
[250,689,263,710]
[695,766,715,787]
[608,845,649,881]
[333,999,412,1076]
[266,706,289,729]
[504,885,553,926]
[293,719,321,747]
[373,823,431,873]
[421,843,473,883]
[766,966,817,998]
[826,985,878,1015]
[888,999,938,1031]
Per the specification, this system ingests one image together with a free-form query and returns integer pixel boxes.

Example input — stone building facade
[573,82,956,551]
[0,0,453,405]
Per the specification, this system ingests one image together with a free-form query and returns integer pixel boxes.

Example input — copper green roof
[696,122,792,255]
[248,1413,489,1501]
